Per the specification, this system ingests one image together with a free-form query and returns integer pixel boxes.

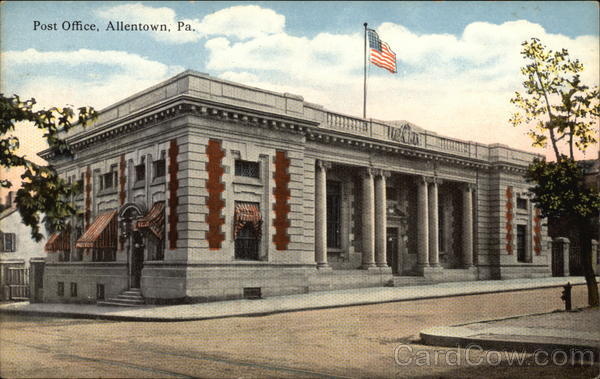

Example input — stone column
[315,160,330,269]
[417,177,429,269]
[362,168,376,268]
[462,184,474,268]
[428,179,440,267]
[375,170,388,267]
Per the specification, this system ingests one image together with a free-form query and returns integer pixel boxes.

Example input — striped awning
[136,202,165,240]
[45,227,71,252]
[234,202,262,239]
[76,210,118,249]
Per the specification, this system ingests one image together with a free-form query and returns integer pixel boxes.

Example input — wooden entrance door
[131,231,144,288]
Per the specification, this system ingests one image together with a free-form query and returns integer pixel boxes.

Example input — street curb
[420,326,600,361]
[0,280,588,322]
[419,307,600,361]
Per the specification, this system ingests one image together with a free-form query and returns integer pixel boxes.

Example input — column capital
[316,160,332,170]
[418,175,435,185]
[362,167,376,178]
[464,182,477,191]
[372,168,391,178]
[425,176,442,185]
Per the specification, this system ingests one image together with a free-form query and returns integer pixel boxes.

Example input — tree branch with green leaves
[1,94,97,241]
[509,38,599,162]
[510,38,600,307]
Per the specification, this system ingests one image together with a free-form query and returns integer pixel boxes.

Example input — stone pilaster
[375,170,389,267]
[315,160,330,269]
[428,178,440,267]
[462,183,474,267]
[417,176,429,270]
[361,168,376,268]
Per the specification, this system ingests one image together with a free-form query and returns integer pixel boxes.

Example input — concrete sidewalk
[0,276,589,322]
[420,307,600,360]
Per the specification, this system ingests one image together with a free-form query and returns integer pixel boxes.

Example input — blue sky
[2,2,598,75]
[1,1,598,177]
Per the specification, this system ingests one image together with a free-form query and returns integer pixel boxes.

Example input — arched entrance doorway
[119,203,146,289]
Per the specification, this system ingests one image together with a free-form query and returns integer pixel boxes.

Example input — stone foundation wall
[182,265,394,303]
[43,263,128,303]
[497,265,552,279]
[141,263,187,302]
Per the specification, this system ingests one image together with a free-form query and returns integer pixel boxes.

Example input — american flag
[367,29,396,74]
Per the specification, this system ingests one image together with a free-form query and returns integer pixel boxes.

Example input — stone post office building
[41,70,550,304]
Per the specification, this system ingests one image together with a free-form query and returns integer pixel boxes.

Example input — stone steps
[98,288,145,307]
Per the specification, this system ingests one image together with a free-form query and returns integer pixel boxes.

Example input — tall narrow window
[135,157,146,182]
[516,224,529,262]
[76,173,84,200]
[153,152,166,179]
[234,202,262,260]
[326,181,342,249]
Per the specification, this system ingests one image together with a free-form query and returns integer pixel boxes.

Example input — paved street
[1,285,598,378]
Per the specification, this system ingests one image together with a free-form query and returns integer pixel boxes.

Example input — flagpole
[363,23,368,119]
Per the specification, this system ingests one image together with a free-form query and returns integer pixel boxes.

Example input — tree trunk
[579,219,599,307]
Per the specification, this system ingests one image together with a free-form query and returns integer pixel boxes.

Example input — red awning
[136,202,165,240]
[76,210,118,249]
[234,202,262,239]
[45,227,71,252]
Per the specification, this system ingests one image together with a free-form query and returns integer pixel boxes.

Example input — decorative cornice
[490,162,529,174]
[38,97,531,175]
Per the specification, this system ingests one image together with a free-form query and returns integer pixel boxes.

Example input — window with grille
[327,181,342,249]
[234,201,261,261]
[235,223,260,260]
[70,282,78,297]
[57,282,64,297]
[235,160,260,178]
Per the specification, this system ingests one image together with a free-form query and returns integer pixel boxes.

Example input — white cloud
[197,5,284,39]
[202,18,599,157]
[96,4,284,44]
[205,32,362,85]
[1,48,183,109]
[0,48,184,194]
[3,5,598,160]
